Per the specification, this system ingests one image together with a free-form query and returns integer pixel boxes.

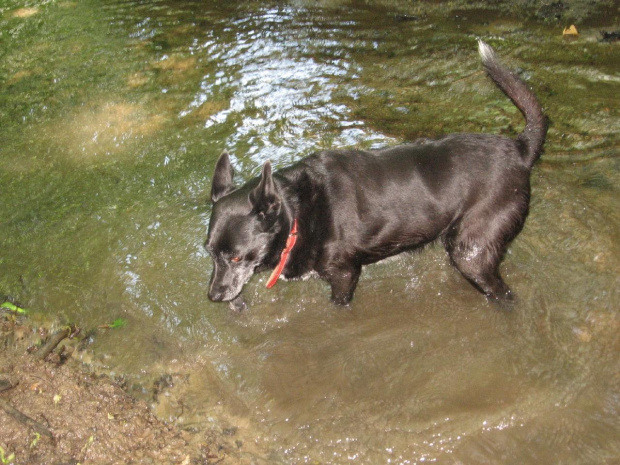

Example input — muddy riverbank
[0,309,254,464]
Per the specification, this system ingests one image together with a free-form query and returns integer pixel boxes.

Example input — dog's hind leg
[444,220,516,302]
[449,242,513,301]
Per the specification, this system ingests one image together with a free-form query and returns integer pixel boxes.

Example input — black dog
[205,41,547,310]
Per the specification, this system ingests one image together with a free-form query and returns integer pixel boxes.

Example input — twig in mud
[0,377,18,393]
[0,398,53,439]
[36,326,77,361]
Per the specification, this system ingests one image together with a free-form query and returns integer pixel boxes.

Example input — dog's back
[292,131,532,263]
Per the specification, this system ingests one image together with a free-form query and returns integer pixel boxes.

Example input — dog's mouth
[228,295,247,311]
[208,260,257,305]
[208,285,241,303]
[208,282,248,311]
[207,282,247,311]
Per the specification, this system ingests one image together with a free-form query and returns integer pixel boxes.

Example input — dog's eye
[230,256,242,263]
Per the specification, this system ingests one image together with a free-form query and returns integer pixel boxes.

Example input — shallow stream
[1,1,619,463]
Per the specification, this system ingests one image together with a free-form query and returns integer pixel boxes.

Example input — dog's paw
[330,294,353,306]
[488,289,516,311]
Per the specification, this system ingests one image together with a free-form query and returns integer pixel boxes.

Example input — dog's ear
[211,151,235,203]
[249,161,281,222]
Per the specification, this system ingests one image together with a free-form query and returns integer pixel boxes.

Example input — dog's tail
[478,40,547,168]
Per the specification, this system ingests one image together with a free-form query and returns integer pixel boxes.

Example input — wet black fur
[205,41,547,308]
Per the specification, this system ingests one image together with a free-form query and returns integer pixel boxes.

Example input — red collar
[266,219,299,289]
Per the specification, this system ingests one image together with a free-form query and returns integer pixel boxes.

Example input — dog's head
[205,151,284,302]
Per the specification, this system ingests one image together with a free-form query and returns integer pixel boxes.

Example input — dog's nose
[208,285,227,302]
[208,289,223,302]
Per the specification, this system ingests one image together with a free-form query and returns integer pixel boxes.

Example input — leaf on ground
[0,302,27,314]
[563,25,579,36]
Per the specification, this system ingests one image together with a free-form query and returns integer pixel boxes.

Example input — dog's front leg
[325,264,361,306]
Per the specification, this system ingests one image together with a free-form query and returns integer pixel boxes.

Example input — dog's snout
[209,280,237,302]
[208,287,225,302]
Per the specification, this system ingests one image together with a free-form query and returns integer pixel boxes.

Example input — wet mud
[0,311,257,464]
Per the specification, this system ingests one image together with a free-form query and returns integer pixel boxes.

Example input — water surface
[1,1,619,463]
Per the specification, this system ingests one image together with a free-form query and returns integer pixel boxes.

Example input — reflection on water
[178,5,392,169]
[1,0,619,463]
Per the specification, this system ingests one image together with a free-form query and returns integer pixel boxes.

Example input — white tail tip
[477,39,496,63]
